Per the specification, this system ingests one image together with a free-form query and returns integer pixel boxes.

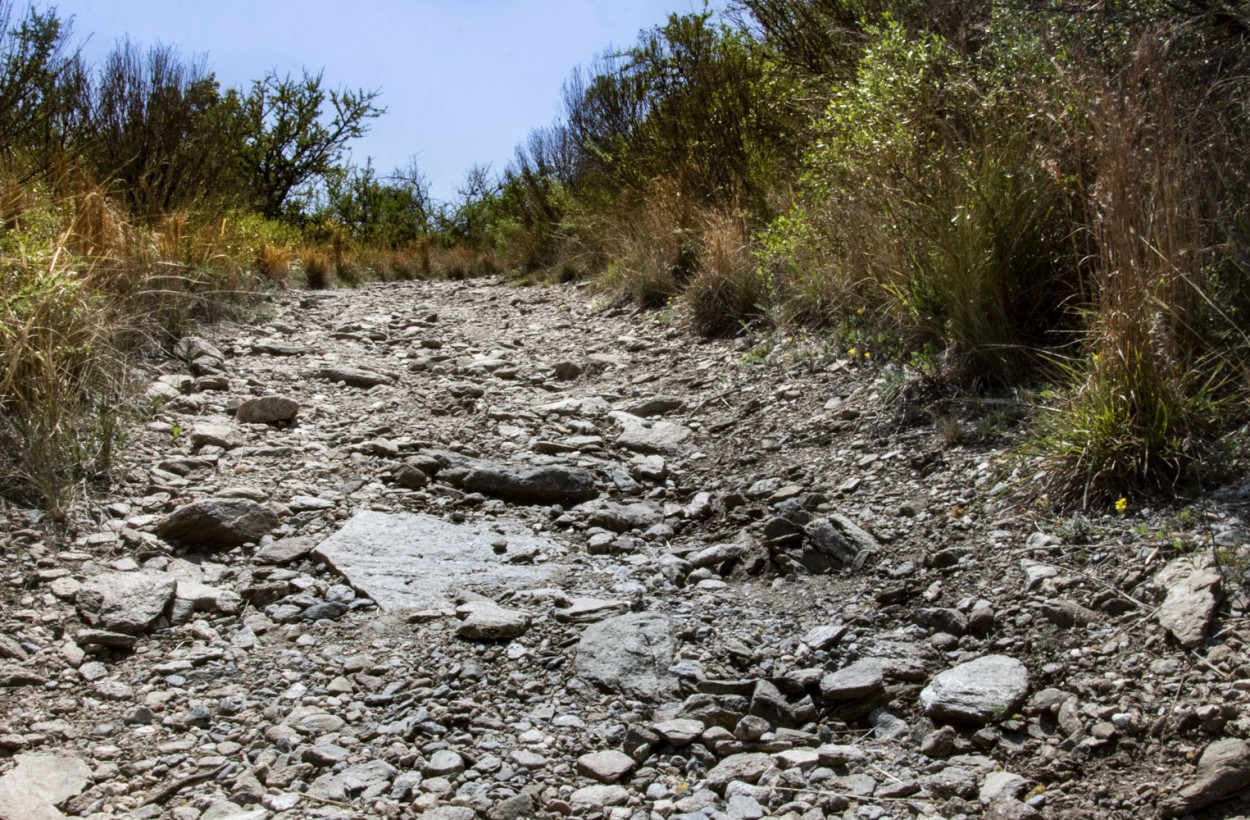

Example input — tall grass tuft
[1025,40,1228,504]
[595,179,700,309]
[686,209,767,336]
[0,232,129,517]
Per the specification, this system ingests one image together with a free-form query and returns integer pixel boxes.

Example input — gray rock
[704,752,773,794]
[235,395,299,424]
[317,364,395,387]
[981,771,1029,804]
[173,335,224,364]
[458,464,599,504]
[624,395,686,417]
[653,718,705,746]
[456,607,530,640]
[1040,599,1098,629]
[920,655,1030,726]
[425,749,465,776]
[689,541,749,569]
[312,511,565,610]
[422,808,476,820]
[155,498,279,547]
[488,792,536,820]
[254,536,316,565]
[1160,738,1250,817]
[612,412,692,455]
[575,612,677,701]
[1155,557,1222,648]
[76,572,176,635]
[570,784,630,811]
[791,513,879,572]
[190,422,243,450]
[552,598,630,624]
[820,659,884,700]
[576,750,636,783]
[251,339,309,356]
[0,752,91,820]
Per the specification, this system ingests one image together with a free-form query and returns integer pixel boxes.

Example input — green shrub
[760,19,1078,383]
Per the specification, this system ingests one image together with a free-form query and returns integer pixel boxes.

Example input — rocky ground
[2,277,1250,820]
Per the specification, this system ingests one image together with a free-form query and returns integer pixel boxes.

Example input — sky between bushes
[44,0,730,203]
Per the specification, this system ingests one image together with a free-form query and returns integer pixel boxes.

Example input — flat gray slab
[312,511,566,610]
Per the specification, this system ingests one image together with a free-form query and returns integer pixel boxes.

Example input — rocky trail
[3,277,1250,819]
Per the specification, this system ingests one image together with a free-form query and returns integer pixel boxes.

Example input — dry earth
[3,277,1250,819]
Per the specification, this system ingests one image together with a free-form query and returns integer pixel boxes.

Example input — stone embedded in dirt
[1020,559,1060,589]
[576,750,636,783]
[0,666,48,688]
[254,536,316,565]
[154,497,279,547]
[1040,599,1099,629]
[920,654,1030,727]
[190,422,243,450]
[782,513,878,572]
[653,718,705,746]
[611,412,692,455]
[704,752,774,794]
[235,395,299,424]
[456,606,531,640]
[553,360,584,380]
[1155,556,1222,648]
[251,338,308,356]
[575,612,677,701]
[76,572,176,635]
[623,395,686,417]
[552,598,630,624]
[312,511,566,610]
[1159,738,1250,817]
[457,463,599,504]
[569,784,630,812]
[820,658,885,700]
[981,770,1029,804]
[0,752,91,820]
[317,364,395,387]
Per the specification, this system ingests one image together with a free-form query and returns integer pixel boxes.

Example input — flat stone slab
[312,512,567,610]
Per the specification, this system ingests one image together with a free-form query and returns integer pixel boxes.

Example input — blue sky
[47,0,730,202]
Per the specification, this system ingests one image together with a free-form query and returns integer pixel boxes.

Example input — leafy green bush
[761,19,1077,383]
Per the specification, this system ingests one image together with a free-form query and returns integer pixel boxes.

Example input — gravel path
[2,277,1250,819]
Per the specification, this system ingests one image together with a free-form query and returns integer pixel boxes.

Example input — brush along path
[2,278,1250,819]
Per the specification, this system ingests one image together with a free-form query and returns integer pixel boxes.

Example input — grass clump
[0,226,128,517]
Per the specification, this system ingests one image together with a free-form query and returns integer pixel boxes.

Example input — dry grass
[594,179,700,308]
[1026,40,1228,504]
[0,181,275,514]
[686,209,767,336]
[301,249,333,289]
